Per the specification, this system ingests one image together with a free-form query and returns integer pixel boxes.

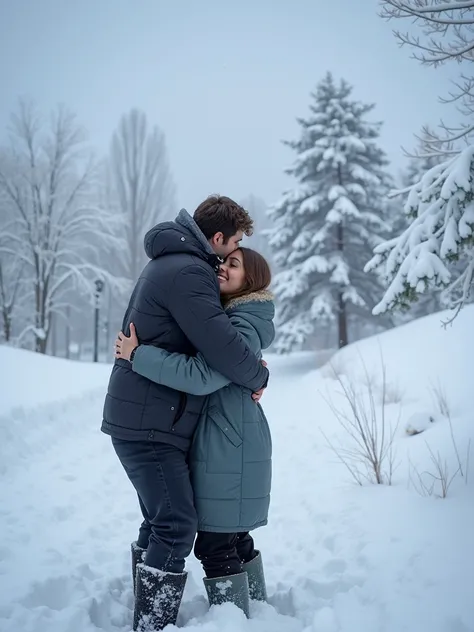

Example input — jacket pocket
[207,407,242,447]
[172,393,187,426]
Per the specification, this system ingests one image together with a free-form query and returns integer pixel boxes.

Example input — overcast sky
[0,0,458,212]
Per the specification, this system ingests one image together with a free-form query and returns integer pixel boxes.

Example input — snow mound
[319,304,472,410]
[405,411,437,436]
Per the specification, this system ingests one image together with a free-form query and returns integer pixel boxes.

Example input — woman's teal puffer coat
[131,290,275,533]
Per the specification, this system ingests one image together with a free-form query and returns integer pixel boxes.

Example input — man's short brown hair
[193,195,253,242]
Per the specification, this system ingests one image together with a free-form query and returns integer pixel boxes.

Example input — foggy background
[0,0,461,359]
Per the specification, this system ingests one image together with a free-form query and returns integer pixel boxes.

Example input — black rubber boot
[133,563,187,631]
[203,571,250,617]
[242,550,267,602]
[131,541,147,595]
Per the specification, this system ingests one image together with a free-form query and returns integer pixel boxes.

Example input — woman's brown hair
[222,247,272,304]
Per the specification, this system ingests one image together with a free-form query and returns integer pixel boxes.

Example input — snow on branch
[380,1,474,25]
[366,145,474,318]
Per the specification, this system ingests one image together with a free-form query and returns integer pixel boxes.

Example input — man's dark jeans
[112,438,197,573]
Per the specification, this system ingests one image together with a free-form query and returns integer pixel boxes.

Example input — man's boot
[131,541,147,595]
[203,571,250,618]
[242,550,267,602]
[133,563,187,631]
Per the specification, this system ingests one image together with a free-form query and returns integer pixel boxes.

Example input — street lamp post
[93,279,104,363]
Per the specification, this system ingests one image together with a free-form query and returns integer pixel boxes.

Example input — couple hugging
[102,195,274,631]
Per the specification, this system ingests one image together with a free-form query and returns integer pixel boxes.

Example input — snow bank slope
[0,346,111,415]
[322,305,472,409]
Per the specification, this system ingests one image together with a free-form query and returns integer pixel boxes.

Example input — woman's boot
[242,550,267,601]
[203,571,250,617]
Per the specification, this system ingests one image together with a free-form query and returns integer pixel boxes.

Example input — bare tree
[380,0,474,150]
[109,108,177,281]
[0,101,120,353]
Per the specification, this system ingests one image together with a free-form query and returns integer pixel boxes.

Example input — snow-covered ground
[0,307,472,632]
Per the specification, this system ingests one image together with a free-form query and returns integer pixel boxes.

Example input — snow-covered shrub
[321,353,400,486]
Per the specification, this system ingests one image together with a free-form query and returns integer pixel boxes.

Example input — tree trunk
[37,332,48,354]
[34,279,41,352]
[65,305,71,359]
[336,222,348,349]
[35,290,49,354]
[336,219,348,348]
[0,263,12,342]
[337,289,348,348]
[37,338,47,353]
[336,165,348,349]
[51,312,57,356]
[2,308,11,342]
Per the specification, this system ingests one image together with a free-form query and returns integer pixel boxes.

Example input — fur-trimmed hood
[224,290,275,350]
[224,289,274,312]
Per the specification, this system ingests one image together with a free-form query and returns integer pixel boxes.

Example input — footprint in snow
[311,605,339,632]
[322,558,347,576]
[52,505,74,522]
[20,575,86,610]
[88,578,132,630]
[61,474,76,482]
[322,535,336,553]
[267,585,297,618]
[298,574,366,605]
[0,546,11,562]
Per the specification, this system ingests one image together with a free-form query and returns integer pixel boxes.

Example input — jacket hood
[225,290,275,350]
[144,209,220,269]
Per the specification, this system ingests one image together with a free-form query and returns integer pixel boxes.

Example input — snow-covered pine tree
[267,73,391,352]
[366,147,474,323]
[389,132,448,320]
[372,2,474,324]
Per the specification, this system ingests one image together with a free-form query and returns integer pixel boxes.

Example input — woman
[115,247,274,617]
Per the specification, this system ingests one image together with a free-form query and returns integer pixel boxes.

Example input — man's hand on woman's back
[252,359,268,402]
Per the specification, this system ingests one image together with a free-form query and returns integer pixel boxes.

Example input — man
[102,195,269,631]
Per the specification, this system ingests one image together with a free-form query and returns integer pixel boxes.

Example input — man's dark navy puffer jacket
[101,210,269,451]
